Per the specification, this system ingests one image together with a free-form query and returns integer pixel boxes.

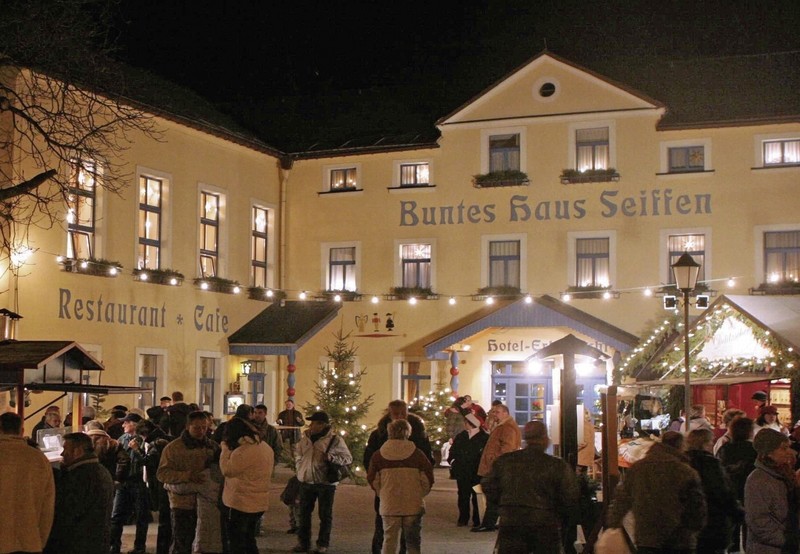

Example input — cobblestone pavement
[122,464,499,553]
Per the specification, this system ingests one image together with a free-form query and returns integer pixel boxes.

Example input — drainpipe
[278,156,293,291]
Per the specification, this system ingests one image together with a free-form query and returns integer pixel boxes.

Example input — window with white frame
[668,146,705,173]
[137,352,162,411]
[400,162,430,187]
[576,238,610,287]
[199,191,219,277]
[251,205,270,288]
[667,234,706,284]
[576,127,609,171]
[330,167,358,190]
[198,356,218,415]
[399,360,432,403]
[764,230,800,283]
[489,134,521,172]
[328,246,357,291]
[138,175,162,269]
[763,139,800,166]
[401,243,431,289]
[67,160,98,259]
[489,240,521,288]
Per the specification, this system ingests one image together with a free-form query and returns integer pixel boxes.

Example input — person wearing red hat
[754,404,790,438]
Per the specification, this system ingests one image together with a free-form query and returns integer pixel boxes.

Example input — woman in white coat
[219,416,274,554]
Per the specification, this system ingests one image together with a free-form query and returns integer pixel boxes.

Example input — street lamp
[671,252,701,432]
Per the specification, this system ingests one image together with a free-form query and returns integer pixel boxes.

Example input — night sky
[111,1,800,151]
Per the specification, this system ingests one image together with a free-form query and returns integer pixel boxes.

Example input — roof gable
[438,52,662,127]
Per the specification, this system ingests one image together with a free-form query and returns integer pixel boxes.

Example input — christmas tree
[304,326,374,481]
[408,386,454,451]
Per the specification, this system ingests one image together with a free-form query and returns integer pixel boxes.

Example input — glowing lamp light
[448,297,456,305]
[334,294,342,302]
[80,260,89,269]
[233,286,241,294]
[169,277,178,286]
[371,295,379,304]
[486,296,495,305]
[299,291,307,300]
[200,281,209,290]
[139,272,149,281]
[56,255,64,263]
[563,294,572,302]
[409,297,417,305]
[524,295,533,303]
[602,291,612,300]
[727,278,736,288]
[644,288,653,297]
[108,267,118,276]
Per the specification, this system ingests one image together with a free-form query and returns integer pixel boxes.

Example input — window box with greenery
[656,282,714,297]
[59,257,122,278]
[560,168,620,184]
[384,287,438,301]
[193,276,242,294]
[247,286,286,302]
[133,268,184,286]
[319,290,362,302]
[472,170,529,188]
[750,281,800,295]
[472,286,523,301]
[563,285,615,300]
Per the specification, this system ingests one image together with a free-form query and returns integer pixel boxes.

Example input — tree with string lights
[304,326,374,479]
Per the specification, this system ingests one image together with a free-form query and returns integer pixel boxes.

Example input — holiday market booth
[622,294,800,430]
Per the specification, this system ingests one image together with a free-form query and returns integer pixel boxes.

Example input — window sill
[387,184,436,192]
[247,287,285,302]
[59,258,122,278]
[133,269,184,286]
[318,188,363,196]
[560,287,619,300]
[751,163,800,171]
[316,291,362,302]
[193,277,243,294]
[655,169,715,176]
[749,283,800,295]
[560,171,620,184]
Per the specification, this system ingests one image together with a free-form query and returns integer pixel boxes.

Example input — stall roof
[0,340,103,371]
[228,301,341,356]
[632,295,800,385]
[423,295,638,359]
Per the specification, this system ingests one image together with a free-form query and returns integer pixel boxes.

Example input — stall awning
[228,301,341,356]
[422,294,639,359]
[0,340,103,371]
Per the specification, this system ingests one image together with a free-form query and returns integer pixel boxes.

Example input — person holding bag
[293,411,352,554]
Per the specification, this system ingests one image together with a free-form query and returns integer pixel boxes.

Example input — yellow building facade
[3,53,800,432]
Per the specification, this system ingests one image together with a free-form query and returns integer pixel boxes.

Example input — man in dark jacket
[448,414,488,527]
[137,419,173,554]
[364,400,434,554]
[608,431,707,553]
[482,421,579,554]
[109,413,150,554]
[45,432,114,554]
[686,428,743,554]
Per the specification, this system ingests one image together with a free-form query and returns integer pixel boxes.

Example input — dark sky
[111,1,800,151]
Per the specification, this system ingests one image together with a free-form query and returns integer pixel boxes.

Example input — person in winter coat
[109,413,150,554]
[220,416,274,554]
[447,414,488,527]
[713,408,746,455]
[745,428,800,553]
[0,411,55,554]
[136,419,173,554]
[686,428,743,553]
[364,399,434,554]
[44,432,114,554]
[482,421,579,553]
[157,410,221,554]
[84,420,126,479]
[607,431,707,552]
[368,419,434,554]
[474,403,521,532]
[718,416,757,552]
[754,404,791,437]
[687,404,714,433]
[293,411,353,554]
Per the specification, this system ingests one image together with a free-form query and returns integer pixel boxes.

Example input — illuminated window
[400,163,430,187]
[251,206,269,287]
[199,191,219,277]
[401,244,431,288]
[668,234,706,284]
[576,238,610,287]
[138,353,160,411]
[489,134,520,172]
[763,139,800,166]
[67,161,97,259]
[764,230,800,283]
[489,240,520,288]
[668,146,705,173]
[199,356,217,415]
[328,247,356,291]
[330,167,357,190]
[576,127,609,171]
[138,176,162,269]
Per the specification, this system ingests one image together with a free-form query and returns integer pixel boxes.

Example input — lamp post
[671,252,701,433]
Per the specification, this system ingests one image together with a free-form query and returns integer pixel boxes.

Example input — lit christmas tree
[304,326,374,480]
[408,386,454,451]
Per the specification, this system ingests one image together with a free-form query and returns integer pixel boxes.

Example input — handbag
[594,527,635,554]
[280,475,301,506]
[324,435,352,483]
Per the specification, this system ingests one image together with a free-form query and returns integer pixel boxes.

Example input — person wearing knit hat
[754,404,790,438]
[745,428,799,553]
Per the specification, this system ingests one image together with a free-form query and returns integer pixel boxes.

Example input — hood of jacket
[376,412,426,437]
[379,439,418,461]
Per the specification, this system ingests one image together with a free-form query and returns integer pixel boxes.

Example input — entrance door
[491,361,553,426]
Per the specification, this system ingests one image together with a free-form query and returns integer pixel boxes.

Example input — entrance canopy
[228,301,341,356]
[423,295,639,359]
